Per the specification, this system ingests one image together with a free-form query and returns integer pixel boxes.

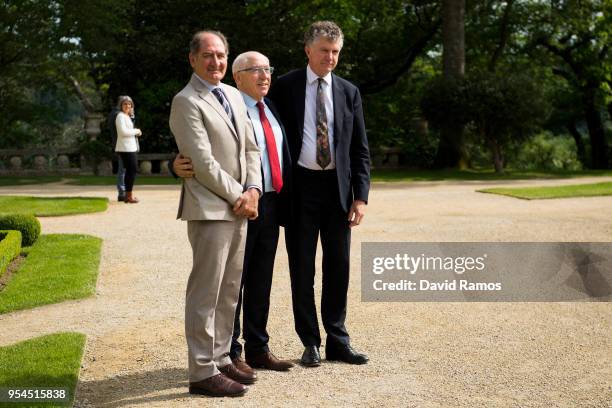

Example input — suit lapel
[200,91,238,140]
[291,69,307,144]
[189,75,238,141]
[332,73,344,149]
[267,98,292,171]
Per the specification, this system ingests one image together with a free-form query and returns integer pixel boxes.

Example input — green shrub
[0,230,22,278]
[510,131,582,171]
[0,214,41,246]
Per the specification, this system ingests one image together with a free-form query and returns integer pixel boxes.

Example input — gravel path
[0,178,610,407]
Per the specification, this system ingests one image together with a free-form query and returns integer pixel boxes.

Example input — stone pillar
[159,160,170,175]
[57,155,70,169]
[9,156,22,170]
[33,155,48,170]
[388,152,399,167]
[139,160,152,174]
[97,160,113,176]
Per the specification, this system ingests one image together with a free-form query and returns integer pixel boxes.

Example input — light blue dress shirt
[242,92,284,193]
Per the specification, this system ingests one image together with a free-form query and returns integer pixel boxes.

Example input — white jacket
[115,112,141,152]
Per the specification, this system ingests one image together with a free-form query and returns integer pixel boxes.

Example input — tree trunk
[565,119,587,166]
[435,0,467,169]
[487,135,504,174]
[582,87,608,169]
[442,0,465,78]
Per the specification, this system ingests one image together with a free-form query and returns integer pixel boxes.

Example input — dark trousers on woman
[285,166,351,348]
[118,152,138,192]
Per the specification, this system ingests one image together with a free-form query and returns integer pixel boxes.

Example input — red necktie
[256,101,283,192]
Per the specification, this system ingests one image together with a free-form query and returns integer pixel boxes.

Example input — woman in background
[114,95,142,203]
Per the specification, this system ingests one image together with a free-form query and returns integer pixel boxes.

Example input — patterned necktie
[316,78,331,169]
[212,87,233,123]
[256,101,283,193]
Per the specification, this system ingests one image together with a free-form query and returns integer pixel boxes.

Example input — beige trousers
[185,219,247,382]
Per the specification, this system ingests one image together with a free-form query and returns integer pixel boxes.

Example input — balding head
[232,51,273,101]
[232,51,269,74]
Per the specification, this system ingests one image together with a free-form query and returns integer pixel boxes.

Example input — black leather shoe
[300,346,321,367]
[325,344,369,365]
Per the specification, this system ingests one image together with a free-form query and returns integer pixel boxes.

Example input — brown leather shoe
[125,191,139,203]
[219,362,257,385]
[246,351,294,371]
[189,373,247,397]
[231,357,256,377]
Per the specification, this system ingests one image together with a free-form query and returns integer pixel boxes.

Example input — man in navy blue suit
[268,21,371,367]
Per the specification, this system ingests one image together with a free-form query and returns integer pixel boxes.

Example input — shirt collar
[241,91,263,109]
[194,73,221,92]
[306,65,332,86]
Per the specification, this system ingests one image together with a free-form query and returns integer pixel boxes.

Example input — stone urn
[84,112,104,141]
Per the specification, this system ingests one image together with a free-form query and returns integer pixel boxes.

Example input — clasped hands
[233,188,259,220]
[174,153,259,220]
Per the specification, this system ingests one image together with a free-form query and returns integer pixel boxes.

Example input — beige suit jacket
[169,74,262,221]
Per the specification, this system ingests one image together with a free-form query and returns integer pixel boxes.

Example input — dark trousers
[230,192,280,359]
[118,152,138,192]
[286,166,351,348]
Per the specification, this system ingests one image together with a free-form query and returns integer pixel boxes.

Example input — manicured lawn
[0,176,62,186]
[0,332,85,407]
[0,196,108,217]
[371,168,612,182]
[478,181,612,200]
[66,175,180,185]
[0,234,102,314]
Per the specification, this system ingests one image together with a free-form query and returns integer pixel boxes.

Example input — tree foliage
[1,0,610,170]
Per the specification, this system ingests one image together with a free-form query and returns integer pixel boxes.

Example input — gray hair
[304,21,344,46]
[116,95,134,110]
[232,51,269,74]
[190,30,229,55]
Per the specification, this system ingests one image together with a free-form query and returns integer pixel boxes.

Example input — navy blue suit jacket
[268,68,370,212]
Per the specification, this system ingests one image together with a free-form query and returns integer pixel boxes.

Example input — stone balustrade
[0,149,175,176]
[370,146,402,168]
[0,147,402,176]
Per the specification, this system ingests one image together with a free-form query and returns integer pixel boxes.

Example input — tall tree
[531,0,611,169]
[434,0,467,168]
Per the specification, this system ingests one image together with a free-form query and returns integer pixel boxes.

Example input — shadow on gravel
[76,367,192,407]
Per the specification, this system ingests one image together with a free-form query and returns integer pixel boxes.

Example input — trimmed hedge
[0,230,22,278]
[0,214,41,246]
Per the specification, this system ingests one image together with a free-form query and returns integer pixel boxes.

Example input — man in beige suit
[169,30,262,398]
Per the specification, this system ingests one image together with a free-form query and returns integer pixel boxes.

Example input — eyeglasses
[237,66,274,75]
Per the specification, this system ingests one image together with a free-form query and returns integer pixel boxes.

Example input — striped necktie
[212,87,233,123]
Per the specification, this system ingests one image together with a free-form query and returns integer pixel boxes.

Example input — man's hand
[173,153,194,178]
[233,188,260,219]
[348,199,366,228]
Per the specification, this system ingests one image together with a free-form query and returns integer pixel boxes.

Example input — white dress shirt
[299,65,335,170]
[115,112,140,152]
[242,93,284,193]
